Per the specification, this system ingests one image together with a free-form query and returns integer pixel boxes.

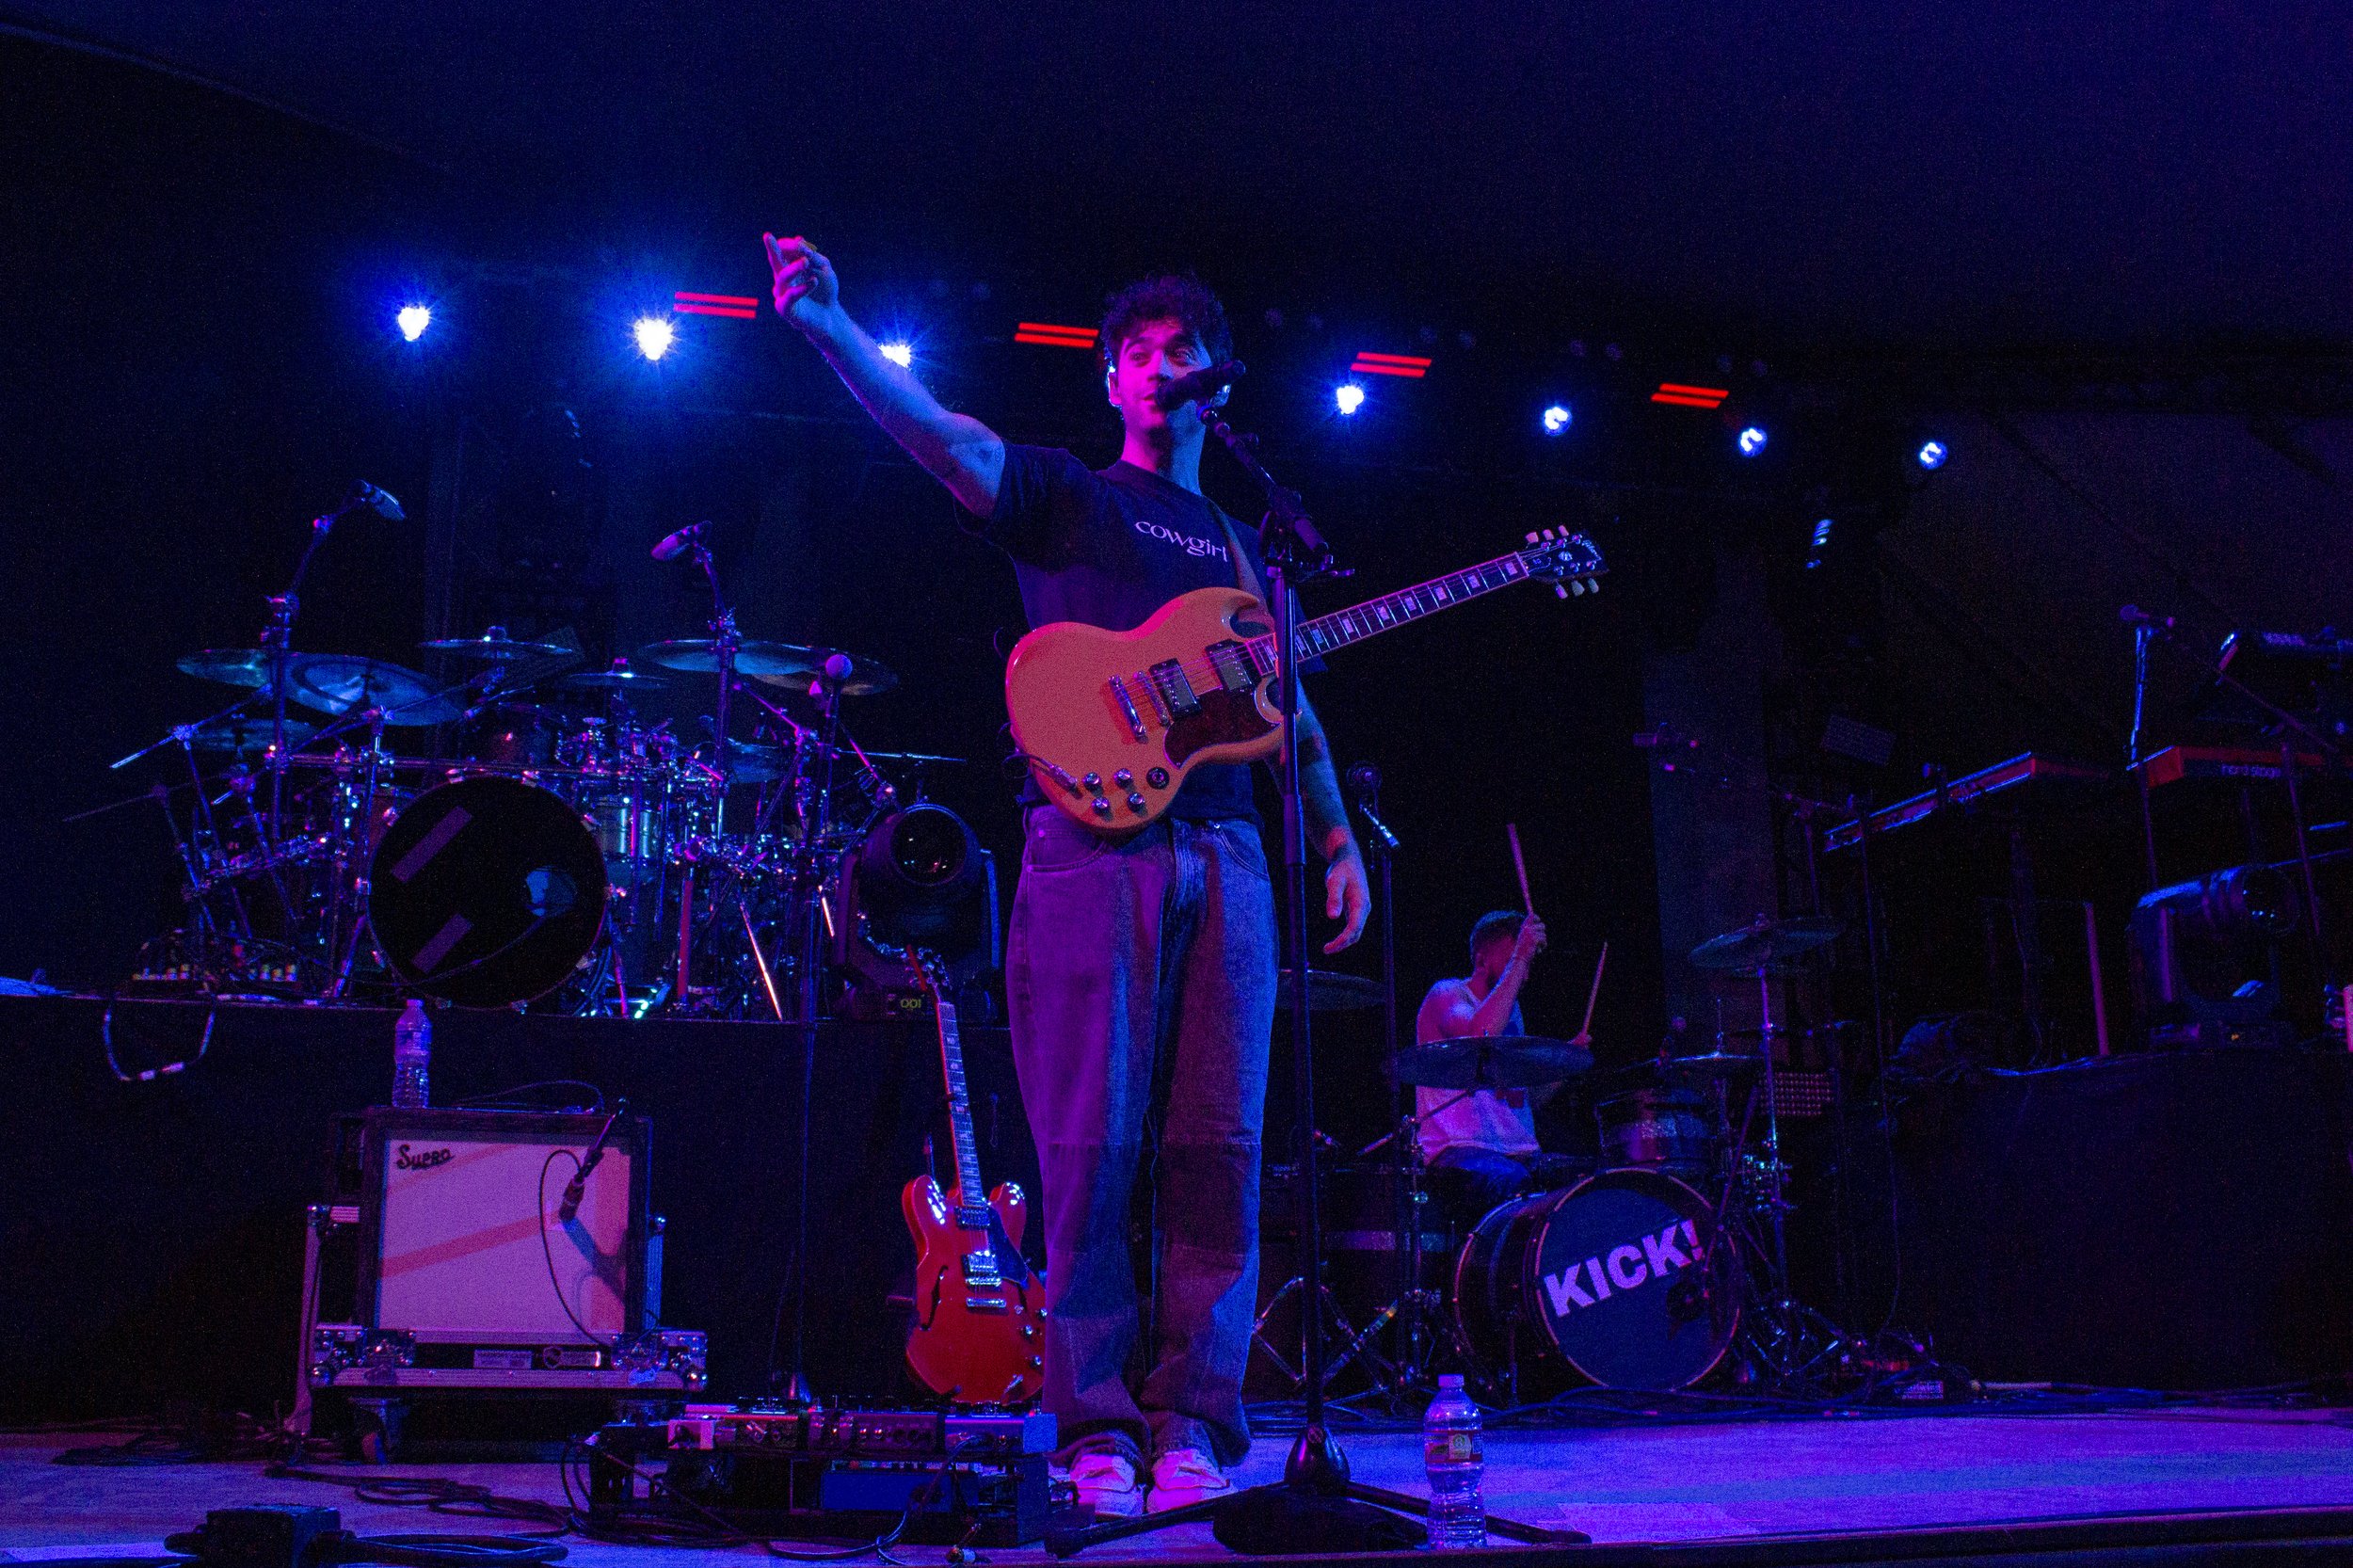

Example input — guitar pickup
[1149,660,1200,717]
[1109,677,1148,742]
[964,1296,1010,1314]
[1206,641,1256,694]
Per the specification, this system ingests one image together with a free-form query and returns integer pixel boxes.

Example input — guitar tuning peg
[1571,580,1587,596]
[1525,531,1540,544]
[1554,583,1570,600]
[1586,579,1601,595]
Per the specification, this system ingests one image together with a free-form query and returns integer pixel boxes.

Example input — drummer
[1414,910,1585,1218]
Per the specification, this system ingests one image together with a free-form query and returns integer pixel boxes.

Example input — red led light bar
[1651,381,1729,408]
[1016,321,1099,348]
[1351,351,1432,379]
[674,291,760,320]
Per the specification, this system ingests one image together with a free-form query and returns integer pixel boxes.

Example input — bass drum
[368,776,607,1007]
[1452,1167,1737,1396]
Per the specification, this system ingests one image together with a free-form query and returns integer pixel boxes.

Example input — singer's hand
[1323,843,1369,953]
[763,233,841,333]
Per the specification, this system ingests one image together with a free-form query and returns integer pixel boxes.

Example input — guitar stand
[1046,411,1588,1555]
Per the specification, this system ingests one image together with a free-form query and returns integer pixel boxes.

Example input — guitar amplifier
[297,1108,702,1443]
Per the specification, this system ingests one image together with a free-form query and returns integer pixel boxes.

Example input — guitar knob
[1146,767,1169,790]
[1127,792,1146,813]
[1114,769,1133,788]
[1091,797,1112,817]
[1082,772,1101,790]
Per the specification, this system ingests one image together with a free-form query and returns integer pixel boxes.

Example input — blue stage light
[1335,383,1366,416]
[1917,439,1948,470]
[879,341,914,368]
[395,304,431,343]
[633,316,676,361]
[1541,404,1572,435]
[1737,425,1769,456]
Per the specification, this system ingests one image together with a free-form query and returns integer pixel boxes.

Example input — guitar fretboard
[936,1000,988,1224]
[1255,552,1534,662]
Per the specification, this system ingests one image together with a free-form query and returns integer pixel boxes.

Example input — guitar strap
[1219,512,1266,601]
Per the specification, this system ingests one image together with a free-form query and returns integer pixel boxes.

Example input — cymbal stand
[260,485,380,846]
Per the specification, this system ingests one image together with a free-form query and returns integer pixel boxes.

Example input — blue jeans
[1007,806,1274,1467]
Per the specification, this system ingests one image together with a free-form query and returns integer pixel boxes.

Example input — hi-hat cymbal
[421,626,570,660]
[1657,1049,1763,1084]
[1277,968,1385,1012]
[178,648,275,688]
[1395,1035,1595,1090]
[636,640,899,696]
[1689,915,1843,971]
[285,656,464,726]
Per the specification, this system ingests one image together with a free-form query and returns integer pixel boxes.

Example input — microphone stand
[1350,767,1419,1384]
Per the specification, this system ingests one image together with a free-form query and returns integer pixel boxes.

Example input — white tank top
[1413,992,1538,1159]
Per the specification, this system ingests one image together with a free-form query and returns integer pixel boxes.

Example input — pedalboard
[588,1403,1064,1546]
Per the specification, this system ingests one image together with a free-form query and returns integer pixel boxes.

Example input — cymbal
[421,626,569,660]
[186,715,318,754]
[1657,1049,1763,1083]
[1395,1035,1595,1090]
[177,648,274,688]
[1689,914,1843,971]
[285,656,464,726]
[635,640,899,696]
[723,740,792,783]
[1277,968,1385,1012]
[562,667,671,692]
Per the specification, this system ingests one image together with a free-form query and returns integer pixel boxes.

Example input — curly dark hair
[1098,273,1233,371]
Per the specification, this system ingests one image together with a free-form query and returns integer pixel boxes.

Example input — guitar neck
[1257,551,1538,662]
[934,1000,988,1218]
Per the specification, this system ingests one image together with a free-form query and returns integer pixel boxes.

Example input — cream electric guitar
[1005,529,1607,831]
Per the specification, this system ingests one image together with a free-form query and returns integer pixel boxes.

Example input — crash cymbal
[1689,914,1843,971]
[177,648,275,688]
[864,749,968,764]
[1394,1035,1595,1090]
[421,626,570,660]
[1277,968,1385,1012]
[634,640,899,696]
[285,655,464,726]
[186,715,318,754]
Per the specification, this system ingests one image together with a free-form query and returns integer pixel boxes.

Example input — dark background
[6,8,2353,1294]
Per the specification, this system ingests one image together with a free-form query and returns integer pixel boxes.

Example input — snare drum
[1452,1167,1736,1396]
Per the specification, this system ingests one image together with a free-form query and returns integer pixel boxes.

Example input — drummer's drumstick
[1506,823,1533,914]
[1577,941,1609,1040]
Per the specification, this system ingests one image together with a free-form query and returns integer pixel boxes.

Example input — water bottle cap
[1438,1373,1464,1389]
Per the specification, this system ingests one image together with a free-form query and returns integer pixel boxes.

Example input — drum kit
[1257,913,1858,1406]
[115,618,949,1016]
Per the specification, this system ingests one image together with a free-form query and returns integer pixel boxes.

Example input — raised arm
[1422,916,1548,1042]
[765,234,1006,516]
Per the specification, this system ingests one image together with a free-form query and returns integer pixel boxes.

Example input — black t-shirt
[964,445,1267,822]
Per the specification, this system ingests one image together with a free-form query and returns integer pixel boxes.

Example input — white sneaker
[1064,1451,1145,1519]
[1147,1447,1235,1513]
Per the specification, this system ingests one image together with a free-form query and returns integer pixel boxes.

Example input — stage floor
[7,1408,2353,1564]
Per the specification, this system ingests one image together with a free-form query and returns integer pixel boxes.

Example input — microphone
[1346,762,1400,850]
[650,521,710,563]
[353,482,405,521]
[1153,360,1246,411]
[1345,762,1382,798]
[556,1099,628,1224]
[2119,604,2174,630]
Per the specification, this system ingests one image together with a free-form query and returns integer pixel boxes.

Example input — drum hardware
[419,626,571,660]
[637,638,902,697]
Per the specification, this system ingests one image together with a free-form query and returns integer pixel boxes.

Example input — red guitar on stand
[901,951,1047,1405]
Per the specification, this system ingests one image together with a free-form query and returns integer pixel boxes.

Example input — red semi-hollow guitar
[901,952,1047,1405]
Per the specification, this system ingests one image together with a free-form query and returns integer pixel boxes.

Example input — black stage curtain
[1897,1048,2353,1389]
[0,997,1037,1422]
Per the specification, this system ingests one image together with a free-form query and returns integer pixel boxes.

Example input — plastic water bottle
[392,1000,432,1109]
[1423,1372,1486,1549]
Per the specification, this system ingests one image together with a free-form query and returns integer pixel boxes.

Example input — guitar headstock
[1517,529,1608,597]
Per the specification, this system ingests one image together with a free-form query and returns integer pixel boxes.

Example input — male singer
[765,236,1368,1515]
